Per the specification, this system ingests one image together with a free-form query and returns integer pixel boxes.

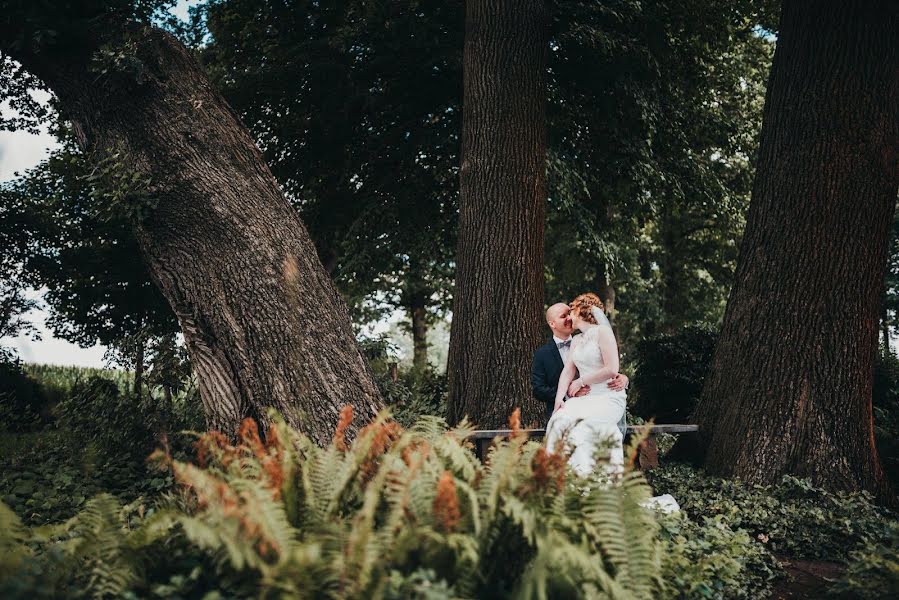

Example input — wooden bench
[467,424,698,469]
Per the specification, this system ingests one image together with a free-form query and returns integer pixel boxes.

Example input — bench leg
[637,434,659,470]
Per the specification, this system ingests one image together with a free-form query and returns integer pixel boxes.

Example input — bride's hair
[569,293,605,324]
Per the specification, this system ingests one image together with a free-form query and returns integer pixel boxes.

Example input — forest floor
[772,556,845,599]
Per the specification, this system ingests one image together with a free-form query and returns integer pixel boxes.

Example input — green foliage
[659,514,779,599]
[25,363,134,393]
[829,521,899,599]
[0,429,171,527]
[0,357,47,432]
[0,411,665,599]
[631,324,718,423]
[0,186,38,341]
[873,348,899,491]
[363,335,448,426]
[200,0,460,329]
[57,375,203,461]
[12,144,179,363]
[379,369,448,428]
[84,148,158,223]
[544,0,775,349]
[649,463,898,562]
[56,377,155,459]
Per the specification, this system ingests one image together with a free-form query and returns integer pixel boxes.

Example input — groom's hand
[573,385,591,397]
[607,373,629,391]
[567,378,584,397]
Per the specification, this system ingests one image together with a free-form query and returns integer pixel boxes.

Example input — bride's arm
[555,360,577,407]
[571,326,620,390]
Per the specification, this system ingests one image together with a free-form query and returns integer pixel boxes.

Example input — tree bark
[133,340,145,397]
[687,0,898,503]
[411,303,429,371]
[446,0,548,428]
[881,306,891,353]
[3,25,382,444]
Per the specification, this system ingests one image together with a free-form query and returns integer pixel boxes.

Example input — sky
[0,1,202,367]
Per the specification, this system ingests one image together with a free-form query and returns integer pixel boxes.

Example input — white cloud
[3,306,107,368]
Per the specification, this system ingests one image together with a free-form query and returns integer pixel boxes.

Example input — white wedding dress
[545,324,627,477]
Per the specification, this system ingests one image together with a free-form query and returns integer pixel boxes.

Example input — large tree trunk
[3,25,382,444]
[402,265,431,371]
[446,0,548,428]
[688,0,898,503]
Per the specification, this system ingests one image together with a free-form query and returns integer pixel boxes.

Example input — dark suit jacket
[532,338,565,423]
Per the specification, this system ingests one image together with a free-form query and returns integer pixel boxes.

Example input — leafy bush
[56,377,157,459]
[649,463,897,561]
[0,409,664,599]
[631,324,718,423]
[829,521,899,599]
[0,429,173,526]
[659,514,779,599]
[361,334,448,426]
[56,375,203,460]
[383,368,448,427]
[0,356,48,432]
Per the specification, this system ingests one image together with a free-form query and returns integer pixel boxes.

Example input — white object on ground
[641,494,680,514]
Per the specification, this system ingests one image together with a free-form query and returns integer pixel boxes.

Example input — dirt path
[772,556,845,599]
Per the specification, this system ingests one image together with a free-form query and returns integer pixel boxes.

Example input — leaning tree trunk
[446,0,548,428]
[688,0,898,503]
[3,25,382,444]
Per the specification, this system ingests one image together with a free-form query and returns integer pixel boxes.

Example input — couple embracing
[532,293,629,477]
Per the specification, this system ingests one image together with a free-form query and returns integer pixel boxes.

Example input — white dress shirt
[553,334,573,363]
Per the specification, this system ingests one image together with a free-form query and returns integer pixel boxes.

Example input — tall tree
[11,144,179,394]
[544,0,775,351]
[689,0,898,502]
[0,185,38,342]
[446,0,548,427]
[0,1,382,442]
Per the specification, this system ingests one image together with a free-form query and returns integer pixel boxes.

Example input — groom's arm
[531,352,556,404]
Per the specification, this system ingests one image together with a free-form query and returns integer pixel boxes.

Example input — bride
[545,292,626,477]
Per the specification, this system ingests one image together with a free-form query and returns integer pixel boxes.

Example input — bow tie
[557,340,571,349]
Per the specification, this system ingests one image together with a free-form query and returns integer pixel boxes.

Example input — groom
[531,303,628,424]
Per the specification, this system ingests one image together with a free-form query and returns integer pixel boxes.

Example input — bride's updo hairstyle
[569,293,604,324]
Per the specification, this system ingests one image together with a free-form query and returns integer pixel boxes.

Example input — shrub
[648,463,897,561]
[56,377,156,459]
[1,410,665,599]
[56,375,203,461]
[0,356,48,433]
[631,324,718,423]
[362,333,448,426]
[384,368,448,427]
[828,521,899,599]
[659,514,780,599]
[0,428,174,526]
